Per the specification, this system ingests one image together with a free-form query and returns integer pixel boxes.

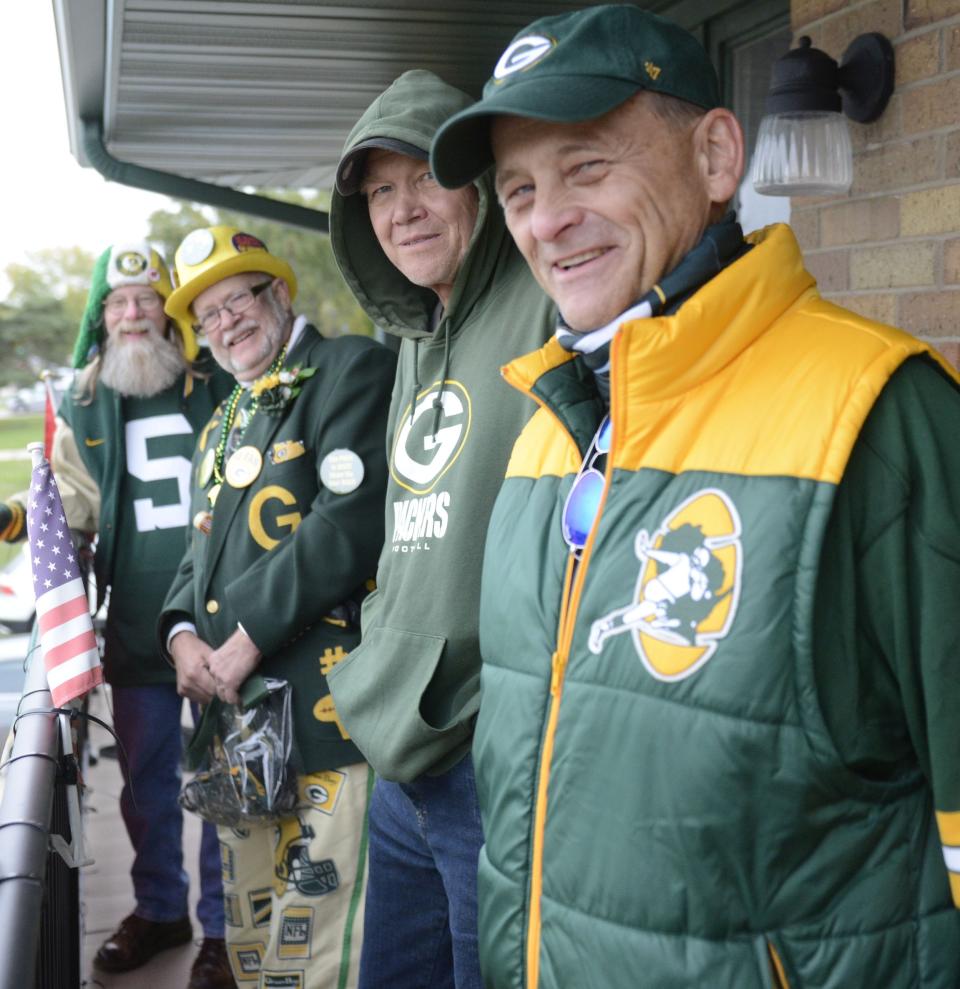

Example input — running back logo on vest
[589,488,742,681]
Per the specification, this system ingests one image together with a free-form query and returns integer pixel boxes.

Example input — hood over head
[330,69,509,341]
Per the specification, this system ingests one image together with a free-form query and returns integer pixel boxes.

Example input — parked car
[0,543,104,635]
[0,634,29,749]
[0,545,35,634]
[5,371,72,415]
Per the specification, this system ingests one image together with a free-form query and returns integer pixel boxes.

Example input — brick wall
[790,0,960,369]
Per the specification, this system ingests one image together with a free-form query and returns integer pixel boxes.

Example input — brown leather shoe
[94,913,193,972]
[188,937,236,989]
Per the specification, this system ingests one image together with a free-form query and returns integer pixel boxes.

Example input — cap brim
[335,137,428,196]
[431,76,641,189]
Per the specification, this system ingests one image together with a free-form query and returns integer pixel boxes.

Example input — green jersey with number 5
[59,362,232,685]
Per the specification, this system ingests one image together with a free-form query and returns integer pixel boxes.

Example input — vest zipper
[521,344,622,989]
[767,941,791,988]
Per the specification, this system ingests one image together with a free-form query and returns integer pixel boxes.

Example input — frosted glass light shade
[750,110,853,197]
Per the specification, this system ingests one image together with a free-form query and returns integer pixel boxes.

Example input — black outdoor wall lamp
[751,33,895,196]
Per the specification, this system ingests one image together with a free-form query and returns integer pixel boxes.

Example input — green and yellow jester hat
[164,226,298,329]
[71,241,196,368]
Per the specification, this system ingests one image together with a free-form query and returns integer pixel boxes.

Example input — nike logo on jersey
[84,437,106,447]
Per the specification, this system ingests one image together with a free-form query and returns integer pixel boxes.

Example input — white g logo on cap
[494,35,555,80]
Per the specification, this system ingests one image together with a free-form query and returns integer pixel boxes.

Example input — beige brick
[948,26,960,71]
[820,197,899,246]
[849,93,902,151]
[790,192,836,210]
[946,131,960,177]
[944,237,960,282]
[790,208,820,250]
[901,184,960,234]
[902,76,960,135]
[937,340,960,369]
[829,293,898,324]
[852,137,938,194]
[791,0,848,30]
[897,290,960,337]
[897,31,941,85]
[851,242,936,288]
[905,0,960,30]
[803,25,825,48]
[803,249,850,292]
[820,0,902,60]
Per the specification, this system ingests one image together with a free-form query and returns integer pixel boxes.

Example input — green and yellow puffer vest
[476,225,960,989]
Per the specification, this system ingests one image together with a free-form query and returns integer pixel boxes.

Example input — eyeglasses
[103,292,163,314]
[561,414,612,555]
[194,281,274,334]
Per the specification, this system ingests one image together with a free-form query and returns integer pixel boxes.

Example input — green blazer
[160,324,396,773]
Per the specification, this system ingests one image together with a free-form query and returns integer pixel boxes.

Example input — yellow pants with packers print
[219,763,373,989]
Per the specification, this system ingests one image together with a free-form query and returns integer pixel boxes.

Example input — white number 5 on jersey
[125,414,193,532]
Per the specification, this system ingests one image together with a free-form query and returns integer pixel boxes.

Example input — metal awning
[54,0,714,195]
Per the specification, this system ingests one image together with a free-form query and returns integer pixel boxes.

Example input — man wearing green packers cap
[159,225,395,989]
[1,240,236,987]
[431,5,960,987]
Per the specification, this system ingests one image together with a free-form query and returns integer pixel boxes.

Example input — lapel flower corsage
[252,365,316,416]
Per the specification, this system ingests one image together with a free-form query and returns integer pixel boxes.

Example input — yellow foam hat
[165,226,298,327]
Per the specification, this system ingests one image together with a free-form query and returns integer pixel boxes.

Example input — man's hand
[170,630,218,704]
[206,628,262,706]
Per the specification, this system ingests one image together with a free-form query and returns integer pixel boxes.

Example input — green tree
[148,193,372,337]
[0,246,96,384]
[6,246,97,328]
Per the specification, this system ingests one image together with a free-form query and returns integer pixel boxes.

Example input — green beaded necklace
[210,345,287,492]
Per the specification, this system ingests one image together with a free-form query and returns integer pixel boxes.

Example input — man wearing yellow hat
[159,226,395,989]
[1,240,236,987]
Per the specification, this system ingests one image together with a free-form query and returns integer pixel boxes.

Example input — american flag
[26,457,103,706]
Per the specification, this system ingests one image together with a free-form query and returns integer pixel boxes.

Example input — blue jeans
[112,683,224,937]
[359,754,484,989]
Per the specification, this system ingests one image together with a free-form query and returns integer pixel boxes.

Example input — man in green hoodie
[327,70,554,988]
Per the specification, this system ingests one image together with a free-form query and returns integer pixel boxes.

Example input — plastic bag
[179,676,299,827]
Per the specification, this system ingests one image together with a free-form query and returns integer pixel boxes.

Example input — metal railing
[0,625,82,988]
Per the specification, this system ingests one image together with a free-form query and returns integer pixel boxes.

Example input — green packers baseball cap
[431,3,721,188]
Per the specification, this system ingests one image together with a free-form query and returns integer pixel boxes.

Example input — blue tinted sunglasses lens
[562,468,605,549]
[596,416,612,454]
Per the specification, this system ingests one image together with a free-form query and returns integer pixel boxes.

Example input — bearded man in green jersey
[1,240,235,988]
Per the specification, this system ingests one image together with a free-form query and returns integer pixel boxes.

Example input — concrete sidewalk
[81,686,209,989]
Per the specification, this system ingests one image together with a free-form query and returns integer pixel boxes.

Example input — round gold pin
[198,448,215,487]
[225,446,263,488]
[193,510,213,535]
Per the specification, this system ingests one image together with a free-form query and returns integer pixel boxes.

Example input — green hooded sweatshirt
[327,70,555,781]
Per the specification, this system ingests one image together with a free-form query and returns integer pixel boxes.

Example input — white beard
[99,320,186,397]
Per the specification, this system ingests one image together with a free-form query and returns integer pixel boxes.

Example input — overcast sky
[0,3,173,288]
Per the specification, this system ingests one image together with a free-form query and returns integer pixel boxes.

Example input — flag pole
[39,371,58,462]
